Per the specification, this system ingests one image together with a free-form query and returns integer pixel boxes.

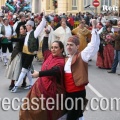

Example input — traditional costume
[53,26,72,55]
[96,30,114,69]
[19,37,65,120]
[6,34,25,81]
[64,29,100,120]
[11,17,46,92]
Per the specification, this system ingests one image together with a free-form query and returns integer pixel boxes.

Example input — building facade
[0,0,119,15]
[0,0,6,11]
[31,0,41,13]
[41,0,120,15]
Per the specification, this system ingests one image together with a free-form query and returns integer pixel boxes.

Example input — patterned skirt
[5,53,22,80]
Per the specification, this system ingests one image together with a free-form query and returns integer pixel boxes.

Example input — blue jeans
[111,50,120,72]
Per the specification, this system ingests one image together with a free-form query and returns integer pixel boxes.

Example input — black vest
[1,25,13,35]
[28,31,39,53]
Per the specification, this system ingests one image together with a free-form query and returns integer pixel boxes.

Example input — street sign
[92,0,100,7]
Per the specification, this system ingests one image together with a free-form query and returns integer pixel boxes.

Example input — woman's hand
[31,70,39,78]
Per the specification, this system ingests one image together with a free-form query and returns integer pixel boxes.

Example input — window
[46,0,50,10]
[101,0,112,6]
[101,0,112,11]
[84,0,92,6]
[83,0,94,11]
[72,0,78,10]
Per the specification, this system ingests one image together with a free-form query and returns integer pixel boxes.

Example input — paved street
[0,55,120,120]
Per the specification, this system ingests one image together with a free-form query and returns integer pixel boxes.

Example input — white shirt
[0,24,16,37]
[24,17,46,46]
[64,29,100,73]
[64,55,73,73]
[13,20,20,35]
[24,30,32,46]
[81,29,100,62]
[4,25,12,37]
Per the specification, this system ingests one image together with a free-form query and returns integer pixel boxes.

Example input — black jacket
[10,34,26,61]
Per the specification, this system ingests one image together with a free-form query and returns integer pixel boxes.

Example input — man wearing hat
[11,15,46,92]
[64,19,100,120]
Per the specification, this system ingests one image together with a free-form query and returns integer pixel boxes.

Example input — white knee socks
[27,70,33,86]
[15,68,28,86]
[3,53,7,63]
[0,49,2,60]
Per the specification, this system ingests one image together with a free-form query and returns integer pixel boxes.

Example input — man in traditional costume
[11,14,46,92]
[64,19,100,120]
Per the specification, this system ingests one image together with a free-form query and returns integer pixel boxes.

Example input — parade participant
[98,20,114,34]
[67,14,74,30]
[6,25,26,90]
[53,21,72,55]
[13,13,26,87]
[96,26,114,69]
[72,21,91,51]
[55,16,72,30]
[19,36,65,120]
[11,13,46,92]
[20,19,100,120]
[64,19,100,120]
[0,18,15,66]
[108,20,120,74]
[97,13,106,26]
[13,13,26,37]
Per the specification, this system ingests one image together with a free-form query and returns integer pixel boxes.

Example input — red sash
[64,73,85,93]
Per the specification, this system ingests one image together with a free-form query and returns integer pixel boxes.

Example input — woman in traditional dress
[72,21,91,51]
[19,36,66,120]
[96,26,115,69]
[53,21,72,55]
[6,25,26,90]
